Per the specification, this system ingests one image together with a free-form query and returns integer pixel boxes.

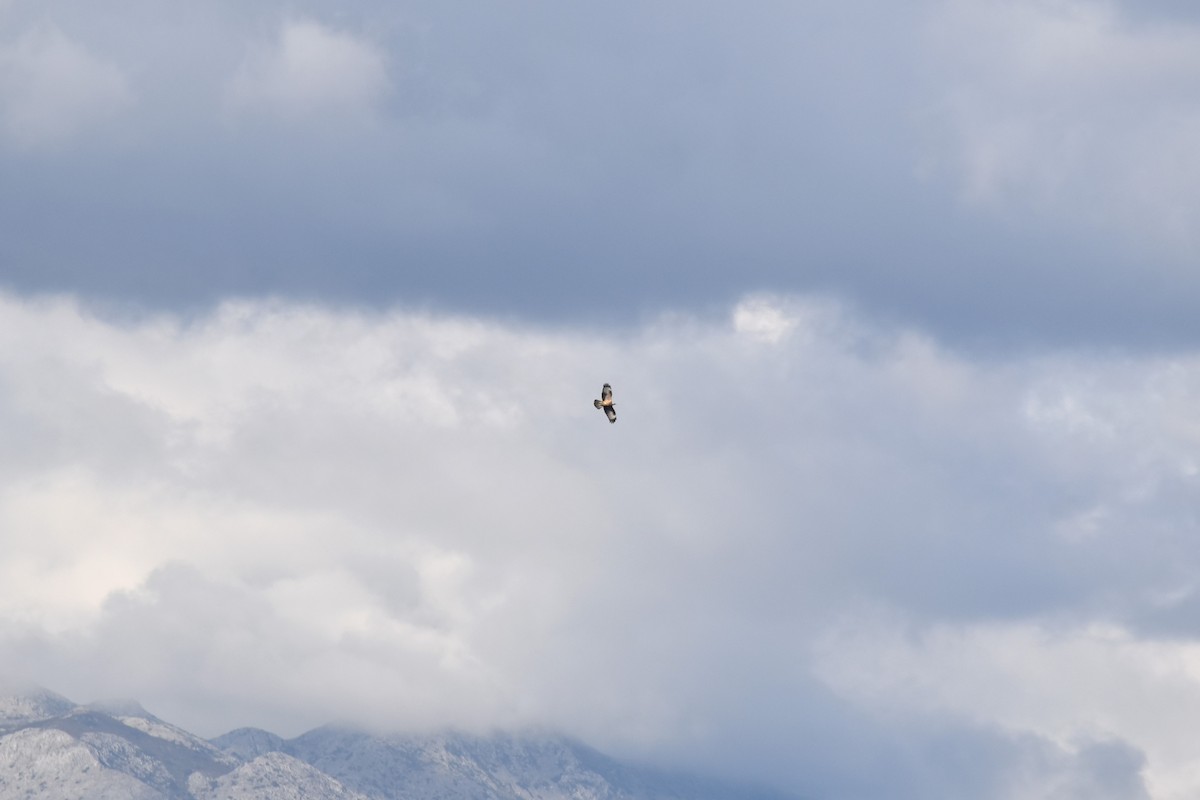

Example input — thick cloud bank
[0,293,1198,797]
[3,1,1200,342]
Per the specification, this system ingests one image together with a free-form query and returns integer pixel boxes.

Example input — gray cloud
[0,23,132,149]
[922,0,1200,250]
[0,1,1198,345]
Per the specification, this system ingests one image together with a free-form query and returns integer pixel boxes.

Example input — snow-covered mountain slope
[211,727,287,761]
[0,685,794,800]
[0,685,382,800]
[0,684,76,729]
[251,727,791,800]
[31,709,235,794]
[0,727,166,800]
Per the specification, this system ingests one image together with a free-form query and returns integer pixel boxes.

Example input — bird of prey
[594,383,616,423]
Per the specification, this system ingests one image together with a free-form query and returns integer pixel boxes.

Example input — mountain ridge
[0,685,797,800]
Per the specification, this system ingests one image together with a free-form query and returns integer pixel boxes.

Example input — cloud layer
[1,292,1199,797]
[2,0,1200,343]
[3,3,1200,797]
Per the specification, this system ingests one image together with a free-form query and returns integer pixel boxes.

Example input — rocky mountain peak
[0,683,77,729]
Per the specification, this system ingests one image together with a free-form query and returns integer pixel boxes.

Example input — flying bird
[594,383,616,423]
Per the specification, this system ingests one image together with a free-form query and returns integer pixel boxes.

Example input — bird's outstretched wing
[601,383,612,404]
[604,405,616,423]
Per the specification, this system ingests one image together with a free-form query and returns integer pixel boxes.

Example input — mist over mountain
[0,686,795,800]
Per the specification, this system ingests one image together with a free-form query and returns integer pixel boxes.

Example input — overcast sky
[3,1,1200,799]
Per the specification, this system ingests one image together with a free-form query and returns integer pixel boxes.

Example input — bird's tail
[594,399,602,409]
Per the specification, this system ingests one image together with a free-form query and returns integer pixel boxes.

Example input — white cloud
[732,297,798,344]
[0,24,133,150]
[922,0,1200,251]
[1,291,1200,796]
[226,19,389,120]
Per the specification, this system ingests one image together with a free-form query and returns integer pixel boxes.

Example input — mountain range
[0,685,796,800]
